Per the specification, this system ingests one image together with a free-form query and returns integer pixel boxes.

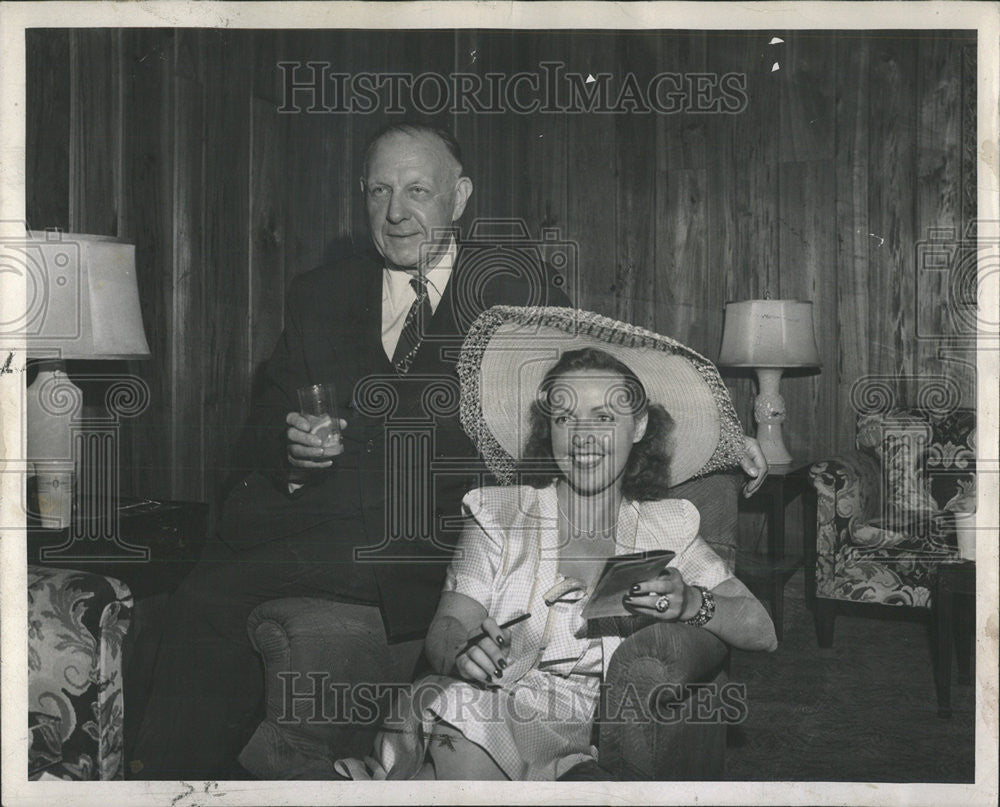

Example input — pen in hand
[463,612,531,650]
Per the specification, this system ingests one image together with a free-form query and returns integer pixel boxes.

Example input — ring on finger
[655,595,670,613]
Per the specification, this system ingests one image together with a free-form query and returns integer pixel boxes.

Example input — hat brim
[458,307,746,488]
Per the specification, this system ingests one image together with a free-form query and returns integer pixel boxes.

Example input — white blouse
[443,483,733,685]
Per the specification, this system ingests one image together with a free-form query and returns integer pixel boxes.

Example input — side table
[27,498,209,598]
[934,559,976,718]
[735,461,817,641]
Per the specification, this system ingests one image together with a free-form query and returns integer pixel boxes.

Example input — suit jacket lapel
[360,257,392,374]
[425,244,466,342]
[397,246,467,377]
[345,246,466,413]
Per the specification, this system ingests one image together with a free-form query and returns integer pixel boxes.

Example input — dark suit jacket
[220,245,571,641]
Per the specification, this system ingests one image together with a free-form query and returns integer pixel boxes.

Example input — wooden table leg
[769,482,786,642]
[954,590,975,686]
[801,484,818,611]
[935,575,954,718]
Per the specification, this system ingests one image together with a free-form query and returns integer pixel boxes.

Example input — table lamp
[718,299,821,465]
[24,231,150,537]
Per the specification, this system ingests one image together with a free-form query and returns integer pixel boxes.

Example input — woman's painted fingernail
[494,668,502,678]
[630,584,641,593]
[498,658,507,669]
[496,635,505,646]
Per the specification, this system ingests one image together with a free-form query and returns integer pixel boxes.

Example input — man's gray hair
[362,121,465,178]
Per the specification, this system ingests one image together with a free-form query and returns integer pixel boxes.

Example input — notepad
[580,549,676,620]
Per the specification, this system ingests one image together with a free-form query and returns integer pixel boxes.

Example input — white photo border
[1,2,997,806]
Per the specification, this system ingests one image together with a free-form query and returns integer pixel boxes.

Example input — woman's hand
[622,567,700,622]
[454,617,511,685]
[740,435,769,497]
[619,572,778,652]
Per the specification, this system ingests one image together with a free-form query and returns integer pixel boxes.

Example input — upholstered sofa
[239,472,741,780]
[808,406,974,645]
[28,565,132,780]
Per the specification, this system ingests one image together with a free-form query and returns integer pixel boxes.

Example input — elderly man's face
[362,131,473,271]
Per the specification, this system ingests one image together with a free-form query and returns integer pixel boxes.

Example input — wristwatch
[682,585,716,627]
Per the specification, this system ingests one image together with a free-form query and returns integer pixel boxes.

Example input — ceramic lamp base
[753,367,793,465]
[755,422,793,465]
[26,363,81,529]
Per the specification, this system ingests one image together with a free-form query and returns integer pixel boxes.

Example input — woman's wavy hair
[520,347,675,501]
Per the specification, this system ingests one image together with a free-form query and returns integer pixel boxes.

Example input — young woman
[336,307,777,781]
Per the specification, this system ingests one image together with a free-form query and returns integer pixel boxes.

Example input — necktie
[392,276,432,374]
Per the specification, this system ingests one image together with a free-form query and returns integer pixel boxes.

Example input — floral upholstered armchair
[808,406,975,645]
[28,565,132,780]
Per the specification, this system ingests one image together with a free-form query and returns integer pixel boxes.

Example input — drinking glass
[296,382,341,447]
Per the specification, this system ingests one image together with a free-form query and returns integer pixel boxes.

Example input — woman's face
[547,369,648,495]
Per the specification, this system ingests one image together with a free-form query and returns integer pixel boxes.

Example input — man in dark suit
[131,122,573,779]
[239,122,573,641]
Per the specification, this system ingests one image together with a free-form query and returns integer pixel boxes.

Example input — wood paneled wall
[26,29,977,511]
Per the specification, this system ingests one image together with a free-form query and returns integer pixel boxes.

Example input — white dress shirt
[381,241,455,360]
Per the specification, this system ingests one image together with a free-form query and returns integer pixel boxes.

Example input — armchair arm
[810,451,881,519]
[810,451,883,540]
[239,598,423,779]
[809,451,890,594]
[597,622,729,780]
[28,566,132,780]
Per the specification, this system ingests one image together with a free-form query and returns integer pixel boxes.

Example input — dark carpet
[724,570,976,782]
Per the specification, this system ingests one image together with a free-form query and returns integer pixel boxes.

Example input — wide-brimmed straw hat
[457,306,746,488]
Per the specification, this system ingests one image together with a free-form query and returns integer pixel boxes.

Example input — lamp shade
[24,231,150,359]
[718,299,820,368]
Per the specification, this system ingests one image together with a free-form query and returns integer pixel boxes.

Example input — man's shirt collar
[381,238,456,313]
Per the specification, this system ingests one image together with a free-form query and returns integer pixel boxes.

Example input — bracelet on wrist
[682,585,716,627]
